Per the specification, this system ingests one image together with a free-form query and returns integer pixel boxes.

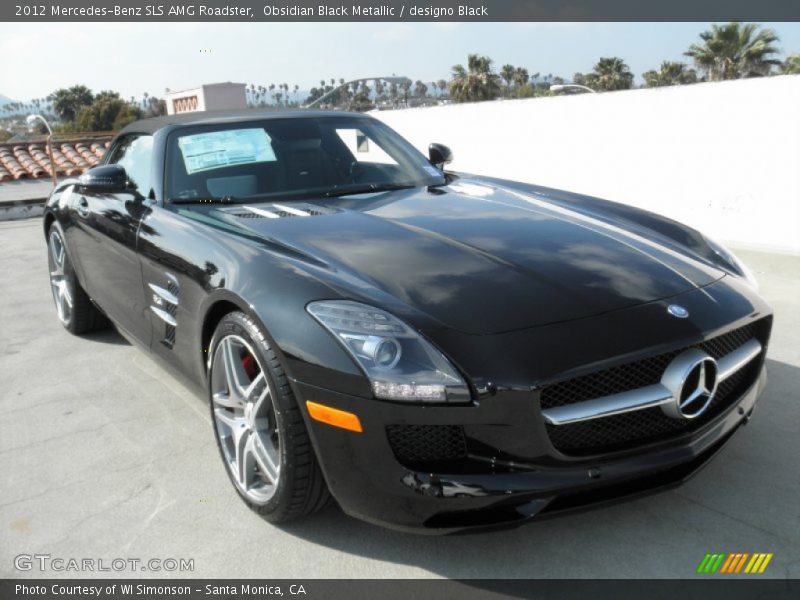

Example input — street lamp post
[26,114,57,187]
[303,76,412,109]
[549,84,597,94]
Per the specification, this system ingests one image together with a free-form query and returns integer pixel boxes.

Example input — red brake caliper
[241,353,259,380]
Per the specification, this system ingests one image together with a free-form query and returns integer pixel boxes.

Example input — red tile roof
[0,137,111,182]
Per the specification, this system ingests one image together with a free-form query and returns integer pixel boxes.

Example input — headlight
[705,236,759,291]
[307,300,470,403]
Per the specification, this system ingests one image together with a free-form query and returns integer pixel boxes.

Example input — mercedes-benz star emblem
[660,349,718,420]
[667,304,689,318]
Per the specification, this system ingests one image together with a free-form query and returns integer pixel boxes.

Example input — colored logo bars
[697,553,773,574]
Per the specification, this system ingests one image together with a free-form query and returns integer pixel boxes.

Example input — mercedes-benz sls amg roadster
[43,110,771,532]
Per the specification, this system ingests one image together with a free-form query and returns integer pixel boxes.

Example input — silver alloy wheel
[48,230,72,325]
[210,334,281,504]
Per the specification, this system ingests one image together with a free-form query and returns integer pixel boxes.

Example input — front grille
[386,425,467,465]
[542,318,770,455]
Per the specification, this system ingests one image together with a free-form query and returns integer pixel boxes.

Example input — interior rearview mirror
[428,143,453,170]
[77,164,129,193]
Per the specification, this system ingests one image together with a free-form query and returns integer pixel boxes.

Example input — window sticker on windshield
[423,165,442,177]
[178,129,276,174]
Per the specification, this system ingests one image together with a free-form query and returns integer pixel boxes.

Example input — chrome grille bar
[542,384,672,426]
[542,339,762,426]
[716,339,762,382]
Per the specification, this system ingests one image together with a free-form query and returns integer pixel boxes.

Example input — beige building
[165,82,247,115]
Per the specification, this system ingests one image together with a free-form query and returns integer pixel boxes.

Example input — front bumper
[293,365,767,534]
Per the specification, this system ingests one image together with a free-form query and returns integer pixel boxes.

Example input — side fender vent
[149,273,180,349]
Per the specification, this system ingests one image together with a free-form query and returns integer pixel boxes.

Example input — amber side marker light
[306,401,363,433]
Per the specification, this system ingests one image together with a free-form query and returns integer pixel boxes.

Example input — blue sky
[1,22,799,100]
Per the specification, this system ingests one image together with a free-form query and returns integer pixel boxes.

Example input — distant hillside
[0,94,14,106]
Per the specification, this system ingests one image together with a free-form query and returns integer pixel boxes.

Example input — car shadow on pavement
[84,325,130,345]
[272,358,799,580]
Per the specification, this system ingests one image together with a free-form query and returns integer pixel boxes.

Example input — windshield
[165,116,445,202]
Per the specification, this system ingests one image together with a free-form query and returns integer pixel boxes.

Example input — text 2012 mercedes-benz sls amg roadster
[43,110,771,532]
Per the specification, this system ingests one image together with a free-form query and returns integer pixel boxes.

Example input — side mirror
[428,143,453,170]
[77,164,129,192]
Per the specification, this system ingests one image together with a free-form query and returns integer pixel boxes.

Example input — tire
[208,311,331,522]
[47,222,108,335]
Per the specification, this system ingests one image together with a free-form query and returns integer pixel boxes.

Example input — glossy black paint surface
[43,110,773,532]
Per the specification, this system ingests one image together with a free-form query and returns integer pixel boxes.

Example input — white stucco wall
[165,82,246,114]
[203,83,247,111]
[374,76,800,253]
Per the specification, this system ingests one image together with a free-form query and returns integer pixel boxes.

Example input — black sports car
[43,110,771,533]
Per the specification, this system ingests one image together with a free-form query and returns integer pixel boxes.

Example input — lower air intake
[386,425,467,465]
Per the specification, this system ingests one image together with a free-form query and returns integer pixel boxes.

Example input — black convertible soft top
[120,109,368,135]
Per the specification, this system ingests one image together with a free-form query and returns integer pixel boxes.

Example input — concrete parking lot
[1,217,798,579]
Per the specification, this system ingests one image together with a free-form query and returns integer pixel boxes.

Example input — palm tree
[500,64,516,96]
[400,80,412,105]
[414,80,428,98]
[642,61,698,87]
[374,79,385,100]
[685,22,781,80]
[448,54,502,103]
[584,57,634,91]
[50,85,94,121]
[781,53,800,74]
[512,67,530,90]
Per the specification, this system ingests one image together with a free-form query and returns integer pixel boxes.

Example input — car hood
[208,180,724,334]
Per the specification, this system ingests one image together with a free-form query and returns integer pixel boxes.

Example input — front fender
[198,287,371,400]
[138,205,371,400]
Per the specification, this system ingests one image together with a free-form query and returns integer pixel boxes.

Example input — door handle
[77,197,89,218]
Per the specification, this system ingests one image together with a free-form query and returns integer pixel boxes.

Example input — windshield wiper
[325,183,415,198]
[169,195,237,205]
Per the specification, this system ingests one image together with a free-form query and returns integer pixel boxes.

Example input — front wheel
[208,311,331,521]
